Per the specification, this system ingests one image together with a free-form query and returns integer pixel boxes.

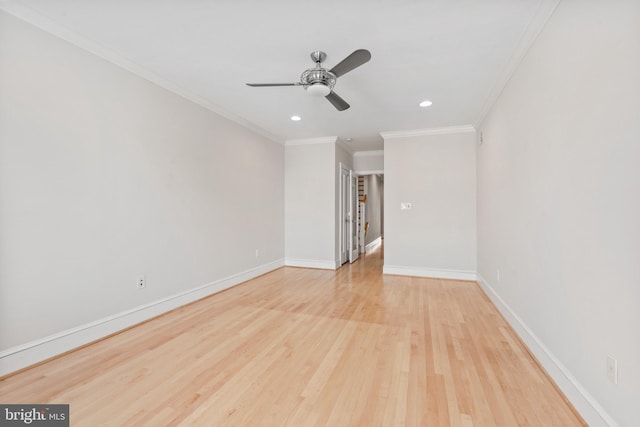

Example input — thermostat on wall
[400,202,412,210]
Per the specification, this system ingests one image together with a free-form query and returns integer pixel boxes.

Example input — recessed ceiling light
[419,100,433,107]
[346,138,353,142]
[290,115,301,121]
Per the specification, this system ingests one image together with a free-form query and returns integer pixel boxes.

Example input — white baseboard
[284,258,338,270]
[476,274,618,427]
[365,236,382,252]
[383,265,476,281]
[0,259,284,377]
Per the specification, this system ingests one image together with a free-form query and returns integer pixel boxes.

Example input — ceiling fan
[246,49,371,111]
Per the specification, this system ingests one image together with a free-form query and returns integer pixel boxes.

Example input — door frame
[349,170,359,263]
[339,164,350,265]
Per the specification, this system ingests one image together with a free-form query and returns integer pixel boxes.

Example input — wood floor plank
[0,243,586,426]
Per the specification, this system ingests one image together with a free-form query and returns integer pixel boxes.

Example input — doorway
[358,173,384,254]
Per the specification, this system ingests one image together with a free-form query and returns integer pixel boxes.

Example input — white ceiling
[2,0,557,151]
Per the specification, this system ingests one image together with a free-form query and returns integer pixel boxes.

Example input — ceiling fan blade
[329,49,371,77]
[246,83,301,87]
[325,91,350,111]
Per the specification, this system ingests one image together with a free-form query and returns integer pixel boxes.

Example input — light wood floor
[1,244,584,426]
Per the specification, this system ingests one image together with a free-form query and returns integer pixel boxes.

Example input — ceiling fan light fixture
[306,83,331,97]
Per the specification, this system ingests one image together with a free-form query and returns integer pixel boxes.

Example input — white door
[349,171,359,263]
[340,166,350,265]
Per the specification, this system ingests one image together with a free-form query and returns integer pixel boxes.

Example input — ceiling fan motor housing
[301,67,336,96]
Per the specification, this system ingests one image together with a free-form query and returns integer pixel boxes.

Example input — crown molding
[381,125,476,140]
[473,0,561,128]
[0,2,283,145]
[284,136,338,146]
[353,150,384,157]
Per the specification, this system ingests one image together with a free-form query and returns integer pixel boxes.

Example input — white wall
[284,138,354,269]
[284,139,336,269]
[383,130,476,280]
[353,150,384,174]
[476,1,640,426]
[364,175,383,246]
[0,11,284,374]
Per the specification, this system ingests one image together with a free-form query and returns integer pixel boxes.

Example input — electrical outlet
[606,356,618,384]
[497,269,501,281]
[137,275,146,290]
[255,249,259,258]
